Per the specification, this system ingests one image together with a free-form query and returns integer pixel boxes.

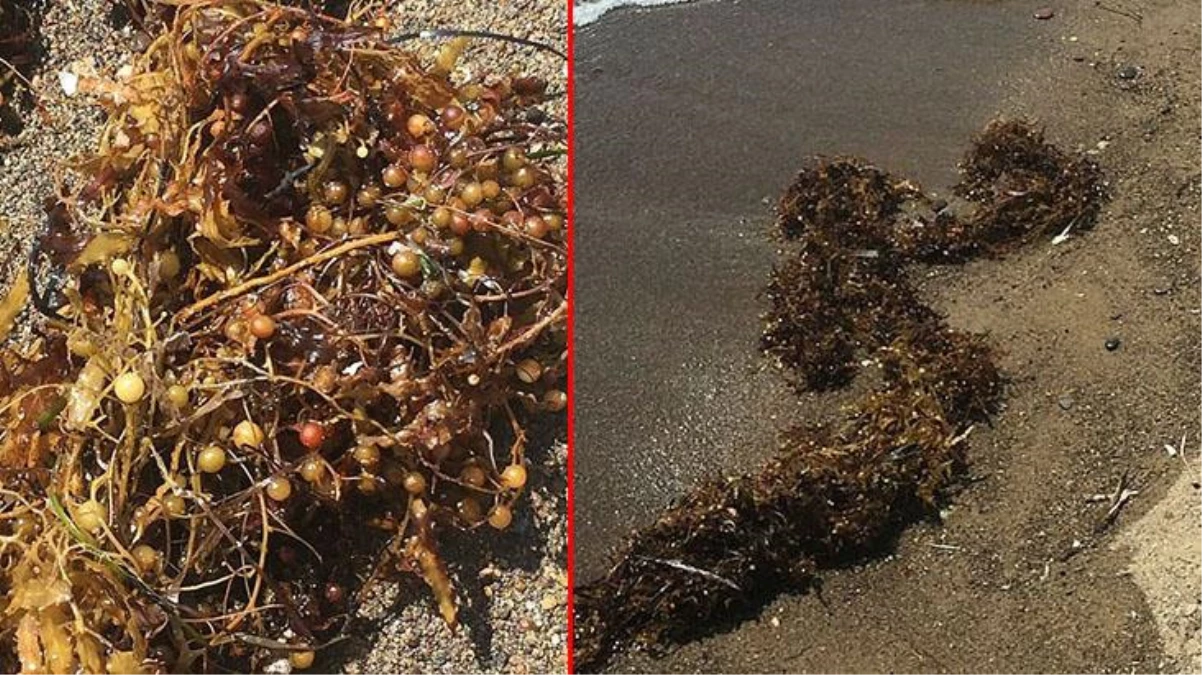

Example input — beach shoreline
[574,0,1040,581]
[574,0,1200,671]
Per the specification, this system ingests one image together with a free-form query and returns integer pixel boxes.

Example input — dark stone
[1033,7,1055,19]
[1116,65,1140,80]
[523,107,547,124]
[1104,337,1121,351]
[1057,395,1075,411]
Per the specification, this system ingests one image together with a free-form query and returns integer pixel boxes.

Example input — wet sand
[574,0,1037,578]
[573,0,1201,672]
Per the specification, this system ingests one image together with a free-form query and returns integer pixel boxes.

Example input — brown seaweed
[0,0,40,136]
[573,120,1105,672]
[0,2,565,673]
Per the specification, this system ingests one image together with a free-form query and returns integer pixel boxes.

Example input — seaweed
[0,0,40,137]
[573,120,1105,671]
[0,2,565,673]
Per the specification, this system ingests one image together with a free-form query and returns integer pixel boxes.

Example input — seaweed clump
[573,120,1105,671]
[0,2,566,673]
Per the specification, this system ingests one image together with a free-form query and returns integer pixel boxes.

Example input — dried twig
[1095,471,1139,532]
[635,556,742,591]
[1094,1,1143,24]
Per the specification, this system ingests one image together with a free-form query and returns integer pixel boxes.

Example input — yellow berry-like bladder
[166,384,189,409]
[289,650,316,670]
[488,504,513,530]
[265,476,292,502]
[500,464,528,490]
[198,445,227,473]
[232,420,265,449]
[131,544,161,573]
[75,499,105,533]
[113,371,146,404]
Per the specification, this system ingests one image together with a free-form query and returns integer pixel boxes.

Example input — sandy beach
[574,0,1200,671]
[574,0,1040,579]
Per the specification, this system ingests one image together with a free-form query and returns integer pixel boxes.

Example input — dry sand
[0,1,567,673]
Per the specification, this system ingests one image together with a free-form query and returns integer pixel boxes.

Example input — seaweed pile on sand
[0,2,566,672]
[574,120,1105,671]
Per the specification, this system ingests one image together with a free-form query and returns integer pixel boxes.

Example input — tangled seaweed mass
[0,2,565,673]
[574,120,1106,671]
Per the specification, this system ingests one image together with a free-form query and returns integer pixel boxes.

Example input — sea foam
[574,0,697,26]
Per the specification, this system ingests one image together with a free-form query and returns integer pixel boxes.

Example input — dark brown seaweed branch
[0,0,40,135]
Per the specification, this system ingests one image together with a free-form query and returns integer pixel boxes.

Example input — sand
[0,1,567,673]
[574,0,1200,671]
[573,0,1043,579]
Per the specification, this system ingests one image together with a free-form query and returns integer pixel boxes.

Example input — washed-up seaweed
[573,120,1105,671]
[0,2,565,673]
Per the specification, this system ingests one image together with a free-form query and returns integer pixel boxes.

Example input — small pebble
[1033,7,1055,20]
[1116,65,1140,80]
[132,31,152,52]
[58,70,79,96]
[1057,394,1075,411]
[1104,337,1121,351]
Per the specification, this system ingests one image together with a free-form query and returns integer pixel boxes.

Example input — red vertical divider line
[565,0,577,672]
